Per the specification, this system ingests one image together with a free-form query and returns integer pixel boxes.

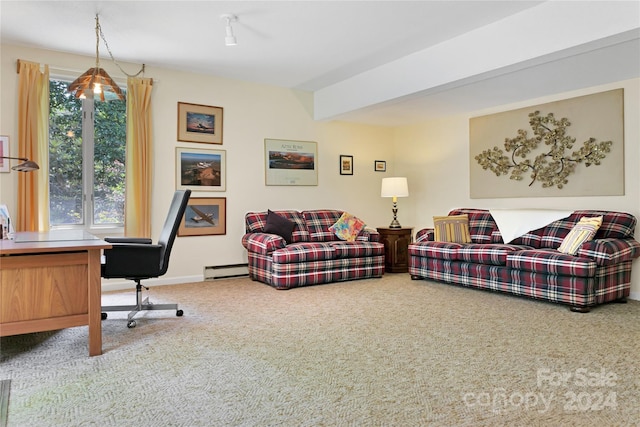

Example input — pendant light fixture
[67,14,125,101]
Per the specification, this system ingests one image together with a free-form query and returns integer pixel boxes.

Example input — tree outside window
[48,79,126,228]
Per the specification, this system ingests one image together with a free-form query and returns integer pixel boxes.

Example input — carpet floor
[1,275,639,426]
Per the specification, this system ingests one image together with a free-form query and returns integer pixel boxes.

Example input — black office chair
[101,189,191,328]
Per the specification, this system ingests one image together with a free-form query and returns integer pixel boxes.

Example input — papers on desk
[14,229,99,243]
[0,204,14,239]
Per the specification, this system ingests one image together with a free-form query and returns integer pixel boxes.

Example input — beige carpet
[1,275,639,426]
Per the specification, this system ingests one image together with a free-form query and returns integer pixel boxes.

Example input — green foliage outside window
[48,79,126,226]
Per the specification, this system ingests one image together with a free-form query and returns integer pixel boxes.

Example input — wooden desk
[0,231,111,356]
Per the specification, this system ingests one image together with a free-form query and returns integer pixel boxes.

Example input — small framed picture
[177,102,223,144]
[0,136,9,173]
[178,197,226,236]
[340,155,353,175]
[176,147,226,192]
[374,160,386,172]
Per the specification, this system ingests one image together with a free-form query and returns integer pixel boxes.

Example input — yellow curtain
[17,60,50,231]
[125,77,153,237]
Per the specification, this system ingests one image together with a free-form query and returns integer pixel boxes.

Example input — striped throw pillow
[433,214,471,243]
[558,216,603,255]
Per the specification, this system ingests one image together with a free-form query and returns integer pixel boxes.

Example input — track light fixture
[220,14,238,46]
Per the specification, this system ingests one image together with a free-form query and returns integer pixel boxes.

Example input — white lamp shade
[381,177,409,198]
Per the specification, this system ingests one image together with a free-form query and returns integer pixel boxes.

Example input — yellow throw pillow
[433,214,471,243]
[558,216,603,255]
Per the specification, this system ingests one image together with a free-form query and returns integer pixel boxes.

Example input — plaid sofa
[242,209,385,289]
[408,208,640,312]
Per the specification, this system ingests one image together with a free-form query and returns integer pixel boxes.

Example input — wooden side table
[376,227,413,273]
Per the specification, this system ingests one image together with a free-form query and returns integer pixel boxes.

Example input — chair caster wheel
[127,320,137,328]
[101,313,107,320]
[176,309,184,317]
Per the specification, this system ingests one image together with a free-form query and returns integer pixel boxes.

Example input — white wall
[3,44,639,300]
[0,45,396,289]
[395,78,640,299]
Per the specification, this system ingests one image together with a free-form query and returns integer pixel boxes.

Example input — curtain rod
[16,59,153,85]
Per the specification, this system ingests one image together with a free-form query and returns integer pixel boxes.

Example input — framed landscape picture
[374,160,386,172]
[176,147,226,192]
[178,197,226,236]
[340,155,353,175]
[264,139,318,186]
[177,102,223,144]
[0,136,9,173]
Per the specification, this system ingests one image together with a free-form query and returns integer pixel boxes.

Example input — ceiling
[2,1,639,126]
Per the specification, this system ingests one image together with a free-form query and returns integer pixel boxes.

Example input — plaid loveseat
[408,208,640,312]
[242,209,385,289]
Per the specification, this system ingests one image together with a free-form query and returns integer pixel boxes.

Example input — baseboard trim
[101,275,204,292]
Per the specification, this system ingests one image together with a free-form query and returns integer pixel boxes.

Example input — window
[48,79,126,230]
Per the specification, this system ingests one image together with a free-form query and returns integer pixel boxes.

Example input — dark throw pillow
[263,210,295,244]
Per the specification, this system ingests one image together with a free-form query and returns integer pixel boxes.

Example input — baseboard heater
[204,263,249,280]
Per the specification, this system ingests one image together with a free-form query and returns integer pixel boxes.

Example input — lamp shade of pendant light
[67,15,124,101]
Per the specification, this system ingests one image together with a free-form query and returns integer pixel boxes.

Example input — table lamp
[381,177,409,228]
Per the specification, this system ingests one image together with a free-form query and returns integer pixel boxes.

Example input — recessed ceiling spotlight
[220,14,238,46]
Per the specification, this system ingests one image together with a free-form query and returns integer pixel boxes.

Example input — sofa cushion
[272,242,336,263]
[330,241,385,258]
[449,209,497,243]
[537,211,637,249]
[510,231,544,248]
[245,210,310,243]
[538,218,574,249]
[328,212,366,241]
[304,210,344,242]
[572,210,636,239]
[264,210,295,243]
[506,249,597,278]
[457,244,533,266]
[558,216,603,255]
[408,241,462,261]
[492,229,544,248]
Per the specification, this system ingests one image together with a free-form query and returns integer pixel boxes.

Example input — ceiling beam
[313,1,640,121]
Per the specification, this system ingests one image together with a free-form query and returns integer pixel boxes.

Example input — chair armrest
[242,233,287,254]
[357,229,380,242]
[104,236,153,244]
[415,228,434,243]
[102,243,163,278]
[577,238,640,266]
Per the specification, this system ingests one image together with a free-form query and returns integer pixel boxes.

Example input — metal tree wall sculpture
[475,110,613,189]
